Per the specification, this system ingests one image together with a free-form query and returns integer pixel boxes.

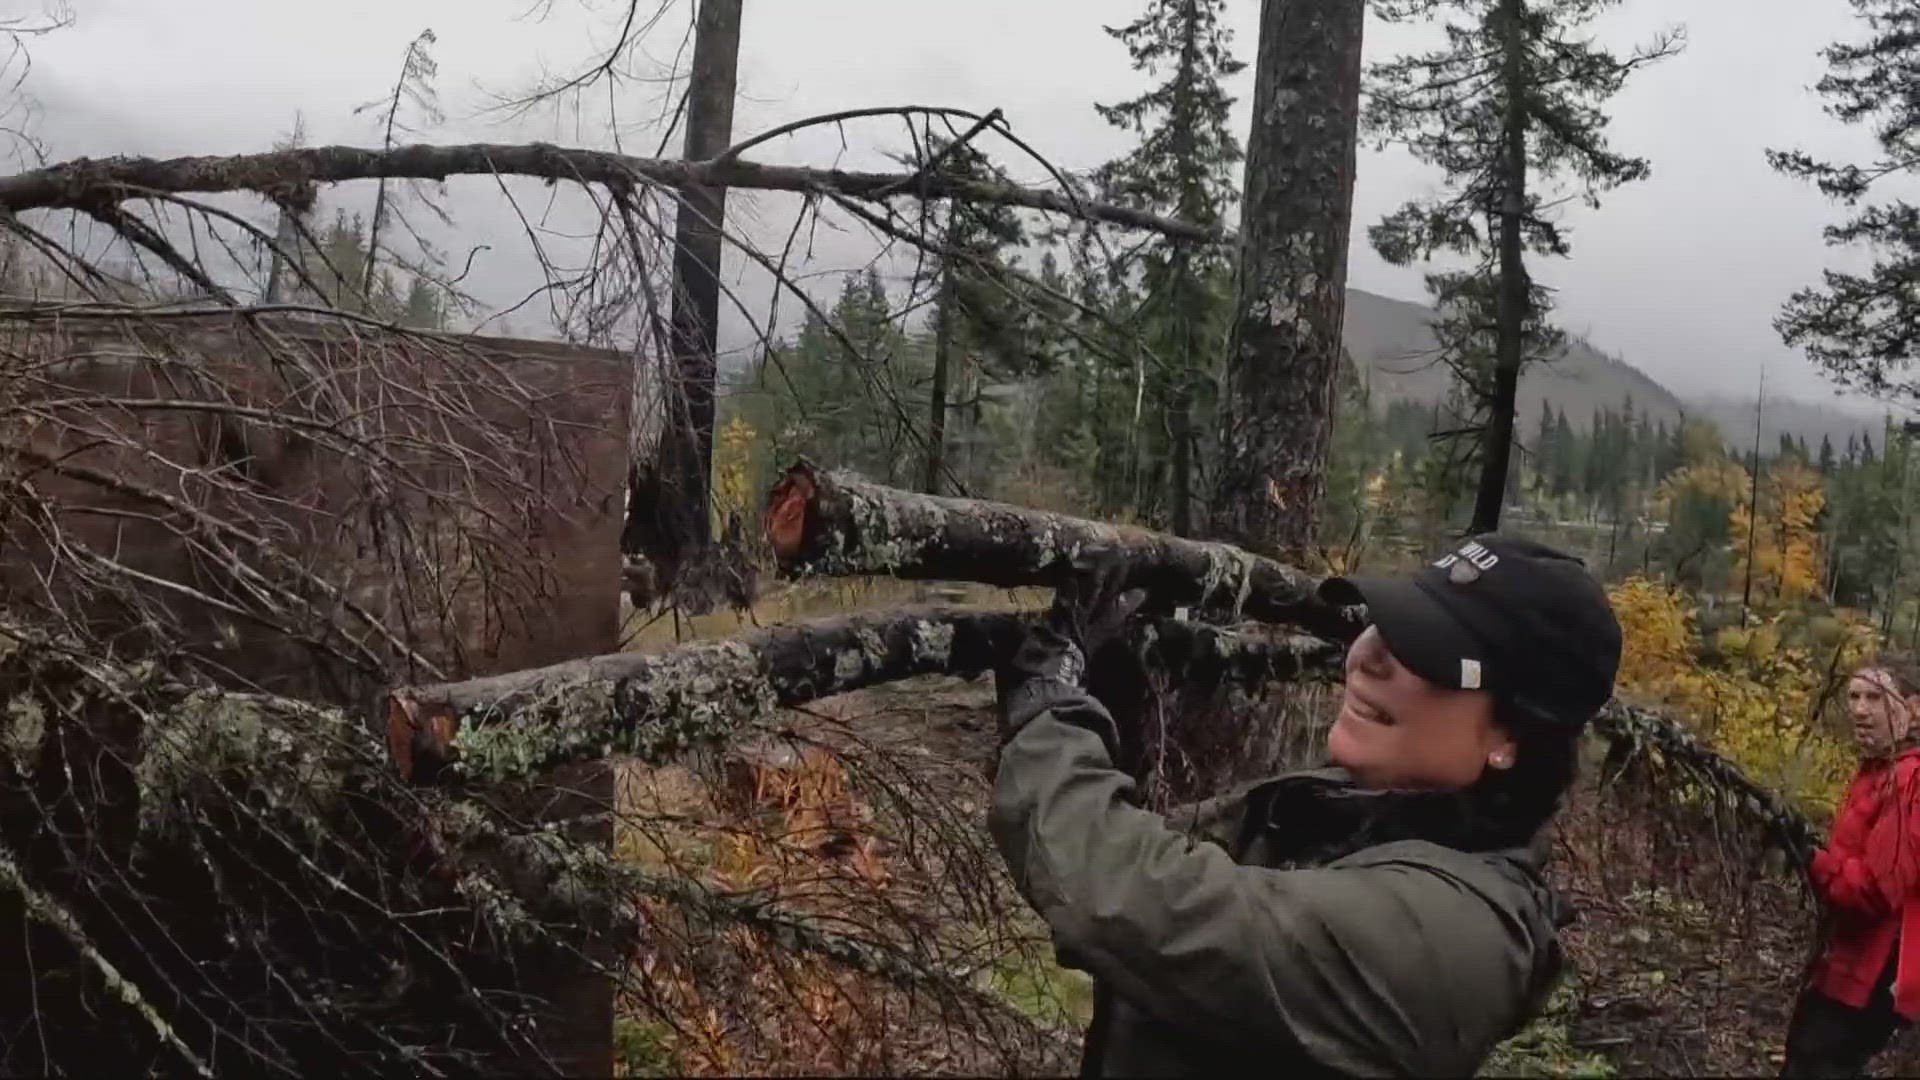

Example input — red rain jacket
[1810,744,1920,1018]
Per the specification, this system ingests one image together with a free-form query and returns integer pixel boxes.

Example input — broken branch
[1591,700,1824,862]
[764,462,1359,640]
[0,841,214,1079]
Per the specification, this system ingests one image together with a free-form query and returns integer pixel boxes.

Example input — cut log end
[385,693,459,783]
[765,463,818,560]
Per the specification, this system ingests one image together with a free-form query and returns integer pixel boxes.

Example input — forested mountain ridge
[1343,287,1885,448]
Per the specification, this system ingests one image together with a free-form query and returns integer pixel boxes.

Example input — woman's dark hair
[1460,696,1583,850]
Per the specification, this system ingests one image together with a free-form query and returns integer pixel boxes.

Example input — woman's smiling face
[1327,626,1512,791]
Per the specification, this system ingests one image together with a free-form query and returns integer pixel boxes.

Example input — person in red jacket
[1781,662,1920,1077]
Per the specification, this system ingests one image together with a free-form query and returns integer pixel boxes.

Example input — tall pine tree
[1772,2,1920,399]
[915,135,1028,495]
[1363,0,1680,533]
[1094,0,1246,535]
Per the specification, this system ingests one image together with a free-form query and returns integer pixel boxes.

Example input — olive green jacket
[988,680,1568,1077]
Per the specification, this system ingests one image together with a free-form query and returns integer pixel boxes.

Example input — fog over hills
[1342,287,1895,451]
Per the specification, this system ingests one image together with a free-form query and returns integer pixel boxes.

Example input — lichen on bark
[3,696,44,772]
[1211,0,1367,557]
[133,687,358,839]
[768,464,1352,637]
[909,620,956,667]
[447,638,778,781]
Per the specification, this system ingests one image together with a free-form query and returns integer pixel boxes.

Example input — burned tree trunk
[626,0,746,611]
[1211,0,1366,558]
[765,462,1355,638]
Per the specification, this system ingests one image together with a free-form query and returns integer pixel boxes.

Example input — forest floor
[612,584,1920,1077]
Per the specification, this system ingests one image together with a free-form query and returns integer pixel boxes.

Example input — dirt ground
[616,668,1920,1078]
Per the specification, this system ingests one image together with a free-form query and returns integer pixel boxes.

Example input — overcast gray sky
[18,0,1896,408]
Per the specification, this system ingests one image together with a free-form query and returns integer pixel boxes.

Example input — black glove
[995,550,1148,746]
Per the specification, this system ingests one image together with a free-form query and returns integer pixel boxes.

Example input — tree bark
[1211,0,1366,558]
[1470,0,1531,535]
[0,142,1216,242]
[388,605,1020,783]
[765,462,1356,637]
[627,0,744,609]
[1168,362,1196,537]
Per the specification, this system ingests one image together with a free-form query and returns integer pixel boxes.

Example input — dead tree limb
[1591,700,1824,862]
[387,603,1347,784]
[386,605,1023,784]
[0,142,1216,241]
[764,461,1359,639]
[0,840,214,1079]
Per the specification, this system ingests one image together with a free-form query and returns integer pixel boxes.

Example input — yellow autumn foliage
[1731,460,1827,605]
[712,415,757,529]
[1608,574,1869,819]
[1653,457,1749,517]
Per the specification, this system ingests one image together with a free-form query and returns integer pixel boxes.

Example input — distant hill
[1342,287,1889,451]
[1342,287,1686,429]
[1685,397,1893,456]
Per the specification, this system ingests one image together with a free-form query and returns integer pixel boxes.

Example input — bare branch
[0,142,1218,242]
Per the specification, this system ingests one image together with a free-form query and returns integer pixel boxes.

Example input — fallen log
[763,462,1361,641]
[386,604,1348,783]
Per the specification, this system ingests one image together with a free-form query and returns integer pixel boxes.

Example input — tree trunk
[1212,0,1366,558]
[1470,0,1530,536]
[1167,2,1202,539]
[763,462,1355,638]
[627,0,744,609]
[263,204,302,303]
[1168,360,1196,537]
[924,258,955,494]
